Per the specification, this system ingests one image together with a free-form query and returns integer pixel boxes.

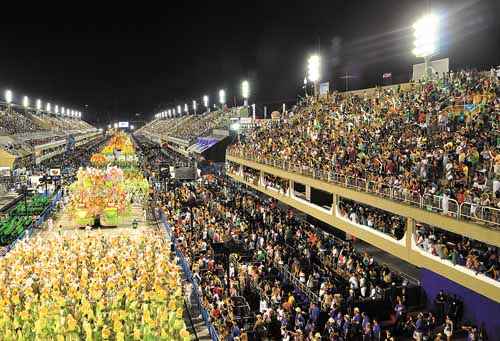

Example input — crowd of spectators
[168,110,232,141]
[229,70,500,225]
[139,110,233,142]
[157,175,463,340]
[338,199,406,240]
[0,109,93,136]
[0,109,43,135]
[23,134,66,147]
[415,223,499,281]
[37,113,94,131]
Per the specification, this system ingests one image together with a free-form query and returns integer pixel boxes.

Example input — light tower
[307,55,321,96]
[203,95,209,113]
[412,13,438,79]
[5,90,13,113]
[241,80,250,106]
[219,89,226,107]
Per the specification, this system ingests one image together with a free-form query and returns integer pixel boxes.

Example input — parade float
[69,166,129,227]
[89,132,139,169]
[68,133,149,227]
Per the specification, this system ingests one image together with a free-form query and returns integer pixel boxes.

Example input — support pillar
[406,217,415,261]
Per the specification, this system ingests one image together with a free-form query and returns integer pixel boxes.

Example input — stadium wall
[420,268,500,337]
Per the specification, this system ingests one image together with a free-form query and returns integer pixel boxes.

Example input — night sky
[0,0,498,126]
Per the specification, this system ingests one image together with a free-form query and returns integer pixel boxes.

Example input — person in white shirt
[349,274,359,290]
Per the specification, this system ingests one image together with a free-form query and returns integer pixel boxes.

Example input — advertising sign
[319,82,330,95]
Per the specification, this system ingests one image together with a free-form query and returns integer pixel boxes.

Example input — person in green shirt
[256,249,267,262]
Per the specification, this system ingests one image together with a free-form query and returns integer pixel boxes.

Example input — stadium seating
[229,70,500,226]
[138,109,233,142]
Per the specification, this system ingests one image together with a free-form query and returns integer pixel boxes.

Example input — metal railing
[226,151,500,229]
[158,209,220,341]
[279,263,320,304]
[1,189,63,256]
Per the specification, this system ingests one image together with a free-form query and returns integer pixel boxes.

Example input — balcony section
[225,156,500,303]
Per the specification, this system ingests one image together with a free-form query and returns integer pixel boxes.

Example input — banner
[382,72,392,79]
[319,82,330,95]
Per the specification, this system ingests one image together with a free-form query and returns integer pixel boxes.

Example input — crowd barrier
[158,209,220,341]
[1,189,62,256]
[227,152,500,228]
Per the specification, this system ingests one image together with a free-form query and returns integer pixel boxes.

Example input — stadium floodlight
[412,13,438,78]
[177,105,181,114]
[5,90,12,104]
[46,103,51,113]
[55,105,59,114]
[203,95,209,108]
[307,54,321,83]
[23,96,29,108]
[241,80,250,99]
[412,14,438,58]
[242,80,250,106]
[36,99,42,111]
[219,89,226,105]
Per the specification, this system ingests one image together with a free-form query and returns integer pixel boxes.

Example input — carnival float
[69,133,148,227]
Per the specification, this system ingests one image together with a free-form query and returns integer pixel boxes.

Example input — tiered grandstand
[136,107,241,160]
[0,108,100,169]
[222,69,500,338]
